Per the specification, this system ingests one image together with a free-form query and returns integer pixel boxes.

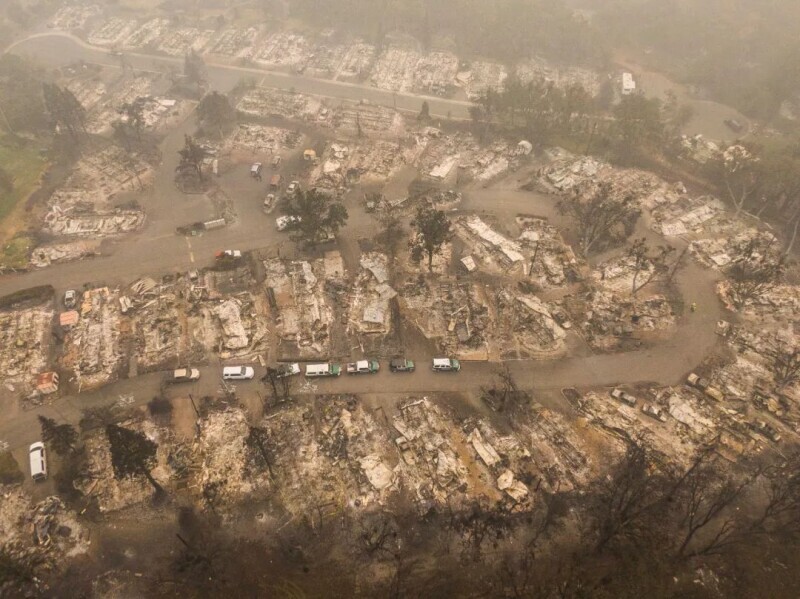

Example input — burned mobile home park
[2,0,800,597]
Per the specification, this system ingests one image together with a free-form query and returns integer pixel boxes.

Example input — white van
[432,358,460,372]
[29,442,47,482]
[305,363,342,377]
[222,366,255,380]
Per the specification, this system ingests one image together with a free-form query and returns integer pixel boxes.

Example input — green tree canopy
[105,424,163,494]
[285,189,349,248]
[409,206,452,271]
[38,416,78,456]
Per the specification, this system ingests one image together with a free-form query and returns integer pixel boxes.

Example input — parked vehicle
[752,420,781,442]
[724,118,744,133]
[389,358,415,373]
[275,363,301,378]
[29,442,47,482]
[269,174,282,189]
[276,215,301,231]
[305,363,342,377]
[432,358,460,372]
[64,289,77,309]
[551,307,572,329]
[686,373,710,390]
[250,162,263,178]
[271,155,282,168]
[263,193,277,213]
[170,368,200,383]
[287,180,300,195]
[346,360,380,374]
[216,249,242,259]
[641,403,667,422]
[610,388,637,407]
[222,366,254,380]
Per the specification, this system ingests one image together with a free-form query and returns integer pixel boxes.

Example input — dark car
[390,358,416,372]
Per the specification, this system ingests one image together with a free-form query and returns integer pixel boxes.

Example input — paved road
[0,33,725,456]
[5,32,473,119]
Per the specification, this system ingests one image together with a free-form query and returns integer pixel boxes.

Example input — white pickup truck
[346,360,380,374]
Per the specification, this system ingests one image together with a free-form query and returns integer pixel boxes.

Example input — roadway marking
[185,237,195,263]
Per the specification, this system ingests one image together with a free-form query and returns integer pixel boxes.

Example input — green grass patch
[0,451,23,485]
[0,232,35,269]
[0,136,47,222]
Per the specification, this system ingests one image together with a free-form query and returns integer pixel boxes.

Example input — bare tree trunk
[142,468,165,496]
[785,217,800,256]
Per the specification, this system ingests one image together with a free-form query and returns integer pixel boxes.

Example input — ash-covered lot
[2,2,800,595]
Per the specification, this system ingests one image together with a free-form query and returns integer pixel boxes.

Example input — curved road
[0,33,724,453]
[5,31,472,119]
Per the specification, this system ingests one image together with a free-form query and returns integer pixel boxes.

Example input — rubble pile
[330,102,405,137]
[401,279,491,359]
[123,17,170,48]
[236,87,323,121]
[87,17,137,46]
[494,290,567,358]
[84,76,181,134]
[303,43,349,79]
[332,42,375,80]
[515,58,601,95]
[581,290,676,351]
[30,240,102,268]
[466,426,530,503]
[195,409,269,506]
[690,229,774,270]
[347,253,396,335]
[44,207,146,238]
[723,284,800,321]
[75,424,170,512]
[256,395,606,513]
[393,398,519,507]
[680,134,722,165]
[65,77,107,111]
[225,124,299,156]
[649,195,727,238]
[455,216,526,274]
[516,217,580,288]
[0,304,53,393]
[49,4,101,30]
[420,134,515,183]
[50,146,151,209]
[541,155,606,192]
[61,287,123,389]
[208,27,259,58]
[253,32,313,68]
[348,139,416,181]
[593,254,654,295]
[370,46,424,92]
[310,140,414,189]
[0,487,88,566]
[157,27,214,56]
[263,258,333,357]
[196,294,269,359]
[44,146,150,238]
[427,189,462,210]
[132,287,189,370]
[543,155,663,202]
[412,51,459,95]
[261,397,397,515]
[574,390,703,466]
[512,404,599,492]
[458,61,508,100]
